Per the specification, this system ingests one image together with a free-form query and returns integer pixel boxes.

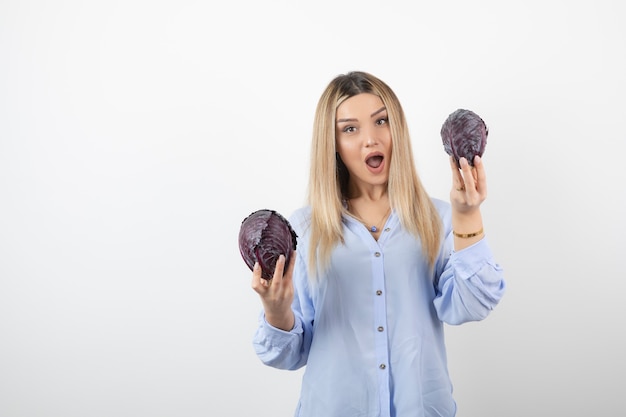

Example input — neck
[347,184,388,203]
[346,197,391,235]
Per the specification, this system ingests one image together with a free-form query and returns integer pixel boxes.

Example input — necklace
[348,201,391,233]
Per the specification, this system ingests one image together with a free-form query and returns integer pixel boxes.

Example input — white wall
[1,1,624,416]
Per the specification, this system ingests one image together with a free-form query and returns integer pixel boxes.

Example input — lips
[365,152,385,172]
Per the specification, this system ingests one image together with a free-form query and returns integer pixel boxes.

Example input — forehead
[336,93,385,118]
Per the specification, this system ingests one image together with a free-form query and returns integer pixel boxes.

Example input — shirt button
[384,228,390,232]
[376,290,382,296]
[379,364,386,370]
[377,326,384,332]
[374,252,381,257]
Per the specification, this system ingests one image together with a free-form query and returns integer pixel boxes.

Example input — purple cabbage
[238,209,298,280]
[440,109,488,167]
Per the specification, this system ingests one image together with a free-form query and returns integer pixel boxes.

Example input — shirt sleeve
[252,311,306,370]
[433,227,506,325]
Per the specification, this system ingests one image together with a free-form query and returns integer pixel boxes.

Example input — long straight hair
[307,71,442,278]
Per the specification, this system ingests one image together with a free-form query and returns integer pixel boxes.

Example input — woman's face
[335,93,392,192]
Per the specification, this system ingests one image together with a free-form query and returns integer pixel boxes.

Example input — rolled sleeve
[253,311,306,370]
[434,237,505,325]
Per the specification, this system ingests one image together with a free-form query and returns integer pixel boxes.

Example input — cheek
[384,134,393,155]
[336,141,360,165]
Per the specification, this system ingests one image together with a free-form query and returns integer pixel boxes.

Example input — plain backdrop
[1,1,625,416]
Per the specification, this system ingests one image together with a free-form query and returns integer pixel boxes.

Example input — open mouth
[366,154,384,168]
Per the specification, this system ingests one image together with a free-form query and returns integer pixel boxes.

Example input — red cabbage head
[238,209,298,280]
[440,109,488,168]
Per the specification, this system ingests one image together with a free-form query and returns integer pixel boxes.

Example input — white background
[1,1,625,416]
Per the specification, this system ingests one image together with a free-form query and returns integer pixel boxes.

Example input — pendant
[370,226,377,233]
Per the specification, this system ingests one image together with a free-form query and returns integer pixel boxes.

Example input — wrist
[453,227,483,238]
[451,210,483,232]
[451,210,484,249]
[265,310,295,331]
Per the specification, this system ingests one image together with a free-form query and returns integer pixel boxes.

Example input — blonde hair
[307,71,442,278]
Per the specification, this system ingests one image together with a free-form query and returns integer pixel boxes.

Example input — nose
[365,131,378,147]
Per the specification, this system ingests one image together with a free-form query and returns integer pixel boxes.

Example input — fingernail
[253,262,259,271]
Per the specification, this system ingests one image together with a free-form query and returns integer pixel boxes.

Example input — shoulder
[430,197,451,217]
[430,197,452,231]
[288,206,312,237]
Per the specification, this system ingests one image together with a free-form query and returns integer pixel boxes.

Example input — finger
[449,156,464,190]
[459,157,476,191]
[251,262,269,292]
[473,155,487,194]
[282,251,296,282]
[272,254,286,283]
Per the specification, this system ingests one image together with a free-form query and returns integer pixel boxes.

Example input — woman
[250,71,505,417]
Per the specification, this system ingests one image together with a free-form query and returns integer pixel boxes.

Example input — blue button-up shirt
[253,198,505,417]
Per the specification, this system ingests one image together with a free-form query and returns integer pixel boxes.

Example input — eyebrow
[336,106,387,124]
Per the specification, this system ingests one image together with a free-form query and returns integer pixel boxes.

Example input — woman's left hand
[449,155,487,215]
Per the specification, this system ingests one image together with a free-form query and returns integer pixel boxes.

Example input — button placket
[372,248,389,375]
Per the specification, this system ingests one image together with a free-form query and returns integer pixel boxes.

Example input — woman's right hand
[251,251,296,331]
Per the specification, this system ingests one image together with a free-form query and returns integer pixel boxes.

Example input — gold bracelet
[453,227,484,238]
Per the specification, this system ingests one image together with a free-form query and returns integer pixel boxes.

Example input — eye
[376,117,388,126]
[342,126,357,133]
